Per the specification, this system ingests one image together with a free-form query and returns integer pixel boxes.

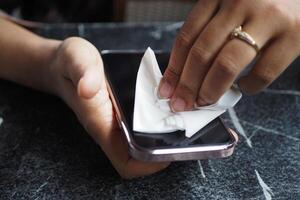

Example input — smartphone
[102,50,238,162]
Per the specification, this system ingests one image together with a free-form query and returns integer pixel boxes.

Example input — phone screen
[102,51,233,150]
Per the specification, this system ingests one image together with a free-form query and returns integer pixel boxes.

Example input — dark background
[0,0,113,22]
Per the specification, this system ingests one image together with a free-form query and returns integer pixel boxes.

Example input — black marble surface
[0,23,299,200]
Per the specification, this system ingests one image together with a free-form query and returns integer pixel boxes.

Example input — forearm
[0,18,61,93]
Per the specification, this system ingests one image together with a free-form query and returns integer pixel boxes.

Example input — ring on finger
[230,26,260,53]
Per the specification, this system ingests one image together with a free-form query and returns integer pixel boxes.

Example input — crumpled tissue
[133,48,241,138]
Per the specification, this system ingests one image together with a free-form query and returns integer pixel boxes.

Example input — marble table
[0,23,299,199]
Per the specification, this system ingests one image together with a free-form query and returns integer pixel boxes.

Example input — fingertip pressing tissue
[133,47,242,138]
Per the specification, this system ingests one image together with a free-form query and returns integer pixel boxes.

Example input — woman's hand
[159,0,300,111]
[48,37,170,179]
[0,18,169,178]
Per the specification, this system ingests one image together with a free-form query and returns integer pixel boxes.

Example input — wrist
[39,38,62,95]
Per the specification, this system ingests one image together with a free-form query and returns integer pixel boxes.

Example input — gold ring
[231,26,260,53]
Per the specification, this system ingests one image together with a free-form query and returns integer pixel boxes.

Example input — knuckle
[239,84,258,95]
[215,55,239,77]
[175,30,194,49]
[284,19,300,43]
[252,70,275,85]
[164,67,181,84]
[177,81,196,97]
[198,89,216,105]
[165,66,180,79]
[266,2,285,17]
[189,45,212,66]
[175,82,198,108]
[264,2,294,27]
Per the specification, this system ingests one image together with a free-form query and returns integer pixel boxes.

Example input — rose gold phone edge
[102,50,238,162]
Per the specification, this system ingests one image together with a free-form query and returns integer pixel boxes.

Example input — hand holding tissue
[133,48,242,138]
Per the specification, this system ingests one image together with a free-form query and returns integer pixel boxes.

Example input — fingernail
[171,97,186,112]
[159,81,172,98]
[197,97,208,107]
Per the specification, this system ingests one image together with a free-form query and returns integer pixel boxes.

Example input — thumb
[77,65,105,99]
[58,37,105,99]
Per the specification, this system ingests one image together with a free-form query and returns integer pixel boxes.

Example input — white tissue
[133,48,242,138]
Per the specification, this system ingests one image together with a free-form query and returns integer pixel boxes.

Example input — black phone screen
[102,51,233,149]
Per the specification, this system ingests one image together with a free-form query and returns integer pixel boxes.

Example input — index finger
[158,0,219,98]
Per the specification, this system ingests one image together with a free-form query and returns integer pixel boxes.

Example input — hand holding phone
[102,50,238,162]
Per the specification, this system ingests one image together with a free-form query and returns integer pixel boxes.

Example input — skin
[159,0,300,112]
[0,18,169,179]
[1,0,299,178]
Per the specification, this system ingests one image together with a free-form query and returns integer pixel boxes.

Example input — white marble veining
[255,170,274,200]
[228,108,253,148]
[36,182,48,193]
[241,120,300,141]
[263,88,300,96]
[197,160,206,179]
